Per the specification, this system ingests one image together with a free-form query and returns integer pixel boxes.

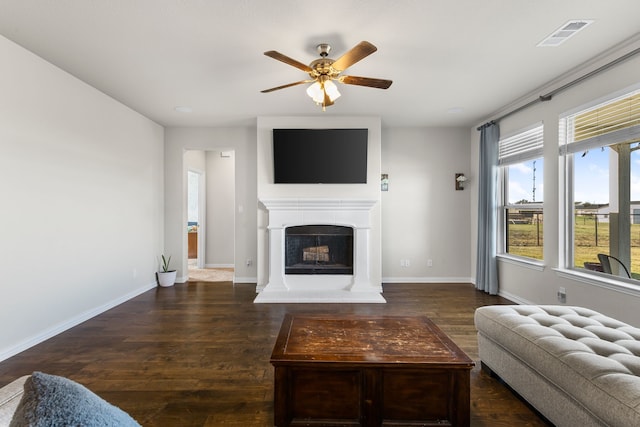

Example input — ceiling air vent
[537,20,594,47]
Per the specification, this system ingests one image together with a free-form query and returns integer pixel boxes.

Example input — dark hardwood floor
[0,282,550,426]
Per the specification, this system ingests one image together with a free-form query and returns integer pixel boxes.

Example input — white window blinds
[499,123,544,165]
[563,89,640,155]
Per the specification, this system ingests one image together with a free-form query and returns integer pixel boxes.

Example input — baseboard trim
[382,277,472,284]
[233,277,257,284]
[0,282,156,363]
[497,289,536,305]
[205,263,234,269]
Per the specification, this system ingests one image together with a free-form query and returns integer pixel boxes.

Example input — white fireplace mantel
[254,198,385,303]
[261,198,377,211]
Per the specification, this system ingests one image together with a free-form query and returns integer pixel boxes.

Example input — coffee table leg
[273,367,289,427]
[452,370,471,426]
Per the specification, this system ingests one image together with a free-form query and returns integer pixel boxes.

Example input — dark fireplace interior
[285,225,354,275]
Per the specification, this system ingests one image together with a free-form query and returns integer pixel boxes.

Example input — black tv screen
[273,128,368,184]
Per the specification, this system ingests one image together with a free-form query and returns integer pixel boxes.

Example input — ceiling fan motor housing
[309,44,342,79]
[309,58,338,79]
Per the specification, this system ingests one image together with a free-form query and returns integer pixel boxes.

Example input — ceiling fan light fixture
[323,80,341,102]
[306,81,324,103]
[306,80,341,106]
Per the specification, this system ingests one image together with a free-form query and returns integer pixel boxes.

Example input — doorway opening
[187,169,205,269]
[184,150,236,282]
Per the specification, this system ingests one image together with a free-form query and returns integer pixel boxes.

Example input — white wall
[185,150,206,172]
[205,150,235,267]
[0,35,164,361]
[470,38,640,326]
[164,127,257,283]
[381,127,471,282]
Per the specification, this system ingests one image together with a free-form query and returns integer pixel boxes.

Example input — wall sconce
[455,173,468,190]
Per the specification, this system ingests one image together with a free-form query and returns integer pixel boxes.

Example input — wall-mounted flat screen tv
[273,128,368,184]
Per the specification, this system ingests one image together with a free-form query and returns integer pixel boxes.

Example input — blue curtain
[476,122,500,294]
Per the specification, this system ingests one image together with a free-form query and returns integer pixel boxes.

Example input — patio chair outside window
[597,253,631,278]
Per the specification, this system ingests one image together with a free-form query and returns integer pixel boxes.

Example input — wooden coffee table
[270,314,474,427]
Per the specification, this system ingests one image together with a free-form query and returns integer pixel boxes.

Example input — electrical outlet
[246,259,253,267]
[405,259,410,267]
[557,287,566,303]
[427,259,433,267]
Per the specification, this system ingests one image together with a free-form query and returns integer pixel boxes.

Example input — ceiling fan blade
[261,80,312,93]
[331,41,377,71]
[264,50,313,73]
[339,75,393,89]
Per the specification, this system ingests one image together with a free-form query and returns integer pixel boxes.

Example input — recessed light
[174,106,193,113]
[447,107,464,114]
[537,20,594,47]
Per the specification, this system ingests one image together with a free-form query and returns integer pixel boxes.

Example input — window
[561,88,640,279]
[498,124,544,261]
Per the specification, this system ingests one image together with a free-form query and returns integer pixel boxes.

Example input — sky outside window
[573,145,640,205]
[507,146,640,206]
[508,159,544,204]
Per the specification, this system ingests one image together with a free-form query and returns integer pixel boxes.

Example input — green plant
[161,255,172,272]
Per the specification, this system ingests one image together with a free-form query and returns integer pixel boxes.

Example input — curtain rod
[477,45,640,131]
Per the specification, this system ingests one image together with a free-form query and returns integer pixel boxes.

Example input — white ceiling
[1,0,639,128]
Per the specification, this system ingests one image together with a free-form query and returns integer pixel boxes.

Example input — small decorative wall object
[455,173,467,190]
[381,174,389,191]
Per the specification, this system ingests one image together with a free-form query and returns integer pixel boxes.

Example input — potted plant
[156,255,177,287]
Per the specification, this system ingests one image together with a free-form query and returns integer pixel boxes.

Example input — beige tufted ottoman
[475,305,640,427]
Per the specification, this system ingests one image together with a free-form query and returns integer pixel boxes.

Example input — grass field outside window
[506,214,640,279]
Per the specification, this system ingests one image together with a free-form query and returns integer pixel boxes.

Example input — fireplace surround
[255,199,385,303]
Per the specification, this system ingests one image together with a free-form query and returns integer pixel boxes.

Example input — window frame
[497,123,545,263]
[559,84,640,281]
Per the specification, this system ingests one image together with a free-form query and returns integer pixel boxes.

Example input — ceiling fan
[261,41,392,110]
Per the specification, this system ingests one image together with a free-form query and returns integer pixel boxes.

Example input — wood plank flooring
[0,282,551,426]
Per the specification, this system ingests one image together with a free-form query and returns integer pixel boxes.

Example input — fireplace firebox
[285,225,354,275]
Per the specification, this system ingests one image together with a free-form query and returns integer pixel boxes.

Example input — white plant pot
[157,270,177,287]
